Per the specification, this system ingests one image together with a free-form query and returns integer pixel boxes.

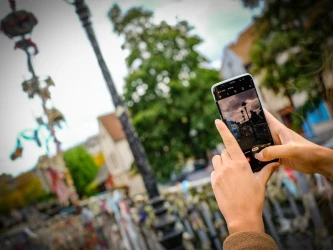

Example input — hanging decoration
[14,38,39,55]
[10,126,46,161]
[22,77,39,98]
[40,87,51,100]
[45,76,55,87]
[46,108,66,128]
[0,4,39,55]
[0,10,38,39]
[33,129,42,147]
[10,139,23,160]
[36,117,44,125]
[2,0,78,203]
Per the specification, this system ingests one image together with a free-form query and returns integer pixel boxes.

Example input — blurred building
[221,23,333,139]
[83,135,113,191]
[84,135,105,167]
[98,113,134,187]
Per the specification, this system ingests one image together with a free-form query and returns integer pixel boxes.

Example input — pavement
[185,168,212,182]
[308,128,333,148]
[323,137,333,149]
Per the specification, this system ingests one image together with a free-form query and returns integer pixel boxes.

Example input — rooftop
[98,113,126,142]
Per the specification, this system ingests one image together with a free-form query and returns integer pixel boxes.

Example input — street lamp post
[68,1,183,249]
[241,109,245,122]
[241,102,257,139]
[241,102,251,121]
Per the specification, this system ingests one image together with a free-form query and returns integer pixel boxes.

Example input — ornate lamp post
[1,0,78,204]
[66,0,183,249]
[241,102,250,121]
[241,101,257,139]
[240,109,246,122]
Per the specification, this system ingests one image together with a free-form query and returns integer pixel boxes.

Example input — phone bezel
[211,73,279,172]
[211,73,253,102]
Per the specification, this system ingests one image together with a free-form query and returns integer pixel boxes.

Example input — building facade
[98,113,134,187]
[221,24,333,139]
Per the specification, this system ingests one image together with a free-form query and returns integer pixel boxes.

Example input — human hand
[211,119,280,234]
[255,110,333,179]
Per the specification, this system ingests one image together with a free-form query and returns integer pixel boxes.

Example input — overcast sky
[0,0,261,176]
[218,88,260,122]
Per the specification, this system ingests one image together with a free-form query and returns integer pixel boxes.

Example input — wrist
[227,216,265,234]
[316,146,333,180]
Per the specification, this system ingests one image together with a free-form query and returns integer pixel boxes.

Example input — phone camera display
[213,75,277,172]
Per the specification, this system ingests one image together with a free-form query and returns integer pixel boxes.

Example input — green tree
[16,172,44,203]
[108,5,221,182]
[63,146,98,197]
[0,173,45,214]
[243,0,333,129]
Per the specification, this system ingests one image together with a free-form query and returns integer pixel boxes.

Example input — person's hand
[211,119,280,234]
[255,110,333,179]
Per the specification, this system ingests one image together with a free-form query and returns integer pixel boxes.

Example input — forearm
[316,146,333,180]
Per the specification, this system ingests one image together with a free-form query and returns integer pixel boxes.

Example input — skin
[212,119,280,234]
[212,110,333,235]
[256,110,333,180]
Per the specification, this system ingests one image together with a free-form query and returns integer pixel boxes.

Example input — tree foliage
[0,172,45,215]
[63,146,98,197]
[244,0,333,128]
[108,5,221,182]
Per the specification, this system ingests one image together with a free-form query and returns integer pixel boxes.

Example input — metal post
[242,102,257,139]
[70,1,183,248]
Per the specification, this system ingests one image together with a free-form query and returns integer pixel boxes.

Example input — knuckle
[221,149,228,157]
[234,160,247,169]
[223,137,237,146]
[215,171,223,181]
[223,165,232,174]
[240,162,248,170]
[210,171,216,182]
[212,173,222,189]
[212,155,221,166]
[212,155,220,161]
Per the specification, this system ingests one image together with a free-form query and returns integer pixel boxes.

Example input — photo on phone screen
[212,74,278,172]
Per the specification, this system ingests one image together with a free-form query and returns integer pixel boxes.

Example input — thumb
[256,162,280,187]
[255,144,294,162]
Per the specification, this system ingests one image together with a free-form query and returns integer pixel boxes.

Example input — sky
[0,0,261,176]
[218,88,260,122]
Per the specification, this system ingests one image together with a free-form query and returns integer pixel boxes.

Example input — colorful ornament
[1,2,39,78]
[33,129,42,147]
[10,139,23,160]
[22,77,39,98]
[40,87,51,100]
[0,10,38,38]
[45,76,55,87]
[14,38,38,55]
[36,117,44,125]
[46,108,65,127]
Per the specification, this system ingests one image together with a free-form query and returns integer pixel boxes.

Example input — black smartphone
[211,73,278,172]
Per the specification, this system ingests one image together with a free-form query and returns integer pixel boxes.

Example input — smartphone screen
[212,74,278,172]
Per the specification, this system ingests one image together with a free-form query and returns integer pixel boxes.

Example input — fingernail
[215,119,222,126]
[255,152,262,159]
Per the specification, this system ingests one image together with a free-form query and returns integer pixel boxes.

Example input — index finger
[215,119,245,159]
